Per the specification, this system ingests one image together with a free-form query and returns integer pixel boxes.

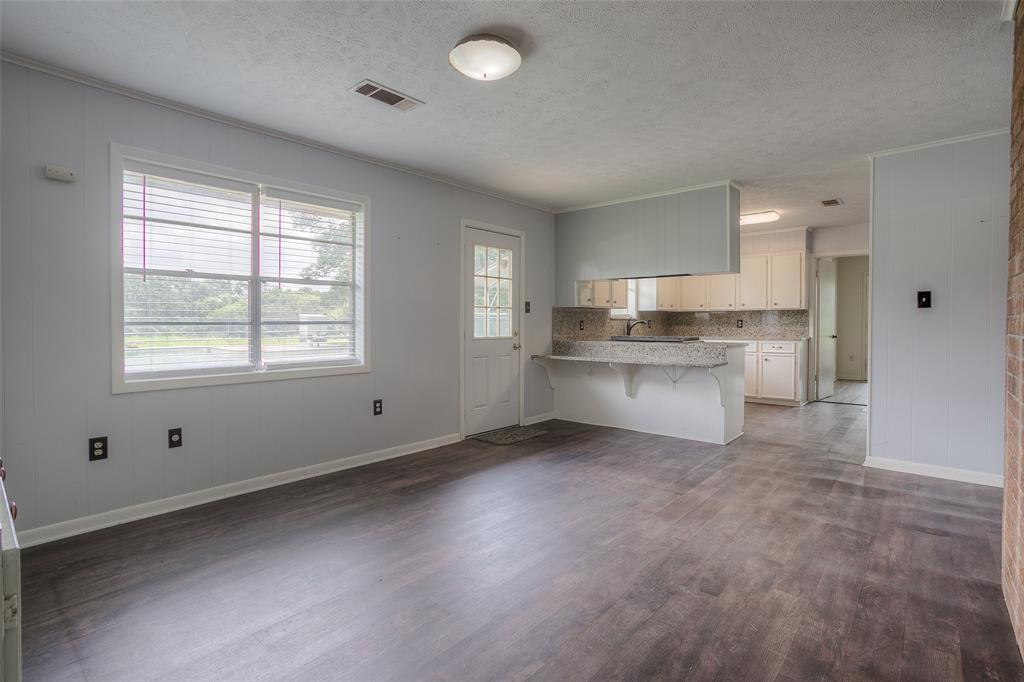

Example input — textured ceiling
[0,1,1012,224]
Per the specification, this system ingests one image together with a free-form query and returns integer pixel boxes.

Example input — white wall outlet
[44,164,78,183]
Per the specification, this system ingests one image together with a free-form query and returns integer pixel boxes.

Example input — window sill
[113,361,370,394]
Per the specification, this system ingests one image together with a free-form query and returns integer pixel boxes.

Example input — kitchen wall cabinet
[555,182,741,306]
[707,274,739,311]
[738,255,768,310]
[677,277,709,311]
[575,279,627,308]
[768,252,805,309]
[610,279,629,308]
[576,280,595,307]
[656,277,680,311]
[593,280,612,307]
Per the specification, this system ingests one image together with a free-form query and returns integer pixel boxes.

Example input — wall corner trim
[863,456,1004,488]
[17,432,461,548]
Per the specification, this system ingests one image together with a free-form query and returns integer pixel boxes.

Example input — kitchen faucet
[625,319,651,336]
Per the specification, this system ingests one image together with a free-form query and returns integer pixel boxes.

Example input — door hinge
[3,594,18,629]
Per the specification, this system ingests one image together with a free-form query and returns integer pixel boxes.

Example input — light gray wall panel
[554,184,739,306]
[870,132,1008,476]
[1,62,556,532]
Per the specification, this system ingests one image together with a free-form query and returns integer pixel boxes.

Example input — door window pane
[472,242,514,338]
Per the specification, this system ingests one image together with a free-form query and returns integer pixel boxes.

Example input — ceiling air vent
[821,198,843,207]
[351,79,423,112]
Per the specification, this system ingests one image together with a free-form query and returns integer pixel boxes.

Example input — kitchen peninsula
[533,338,745,445]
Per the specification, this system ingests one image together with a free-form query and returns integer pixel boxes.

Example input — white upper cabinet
[555,183,740,306]
[707,274,738,311]
[576,280,595,307]
[610,279,629,308]
[593,280,613,308]
[768,252,805,309]
[738,255,768,310]
[656,277,681,310]
[678,276,709,311]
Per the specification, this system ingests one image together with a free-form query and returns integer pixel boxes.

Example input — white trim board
[863,456,1003,488]
[18,432,460,547]
[866,128,1010,159]
[523,412,556,426]
[0,51,554,214]
[555,180,739,214]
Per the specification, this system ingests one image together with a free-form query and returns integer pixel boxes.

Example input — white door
[707,274,738,311]
[677,276,708,311]
[744,353,759,397]
[816,258,837,400]
[739,255,768,310]
[769,252,804,309]
[760,353,797,400]
[465,228,521,435]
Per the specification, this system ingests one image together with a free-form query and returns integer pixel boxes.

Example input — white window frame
[110,144,371,393]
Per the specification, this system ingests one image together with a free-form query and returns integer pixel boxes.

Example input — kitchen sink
[609,336,700,343]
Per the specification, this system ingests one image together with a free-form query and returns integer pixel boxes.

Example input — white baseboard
[18,432,461,548]
[523,411,556,426]
[863,456,1004,488]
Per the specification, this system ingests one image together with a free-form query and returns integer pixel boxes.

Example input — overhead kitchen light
[449,34,522,81]
[739,210,780,226]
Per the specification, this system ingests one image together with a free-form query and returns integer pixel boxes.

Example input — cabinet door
[738,255,768,310]
[656,277,680,311]
[759,353,796,400]
[707,274,738,311]
[744,353,759,397]
[769,252,804,309]
[576,280,595,307]
[610,279,629,308]
[677,276,708,311]
[593,280,612,308]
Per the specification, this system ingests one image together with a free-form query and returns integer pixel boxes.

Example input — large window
[114,148,368,392]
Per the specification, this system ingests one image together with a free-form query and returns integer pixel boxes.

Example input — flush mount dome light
[739,210,781,226]
[449,34,522,81]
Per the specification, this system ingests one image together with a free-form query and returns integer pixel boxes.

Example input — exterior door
[816,258,838,400]
[465,227,521,435]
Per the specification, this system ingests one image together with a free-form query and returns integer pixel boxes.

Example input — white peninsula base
[534,344,745,445]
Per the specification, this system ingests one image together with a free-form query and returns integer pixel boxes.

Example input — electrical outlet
[168,427,183,449]
[89,436,108,461]
[736,319,744,328]
[579,320,585,331]
[373,399,383,416]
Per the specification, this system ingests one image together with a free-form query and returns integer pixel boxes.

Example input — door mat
[472,426,548,445]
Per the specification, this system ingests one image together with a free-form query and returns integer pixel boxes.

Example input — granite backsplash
[552,307,809,341]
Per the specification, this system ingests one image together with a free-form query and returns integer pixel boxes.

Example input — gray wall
[0,63,555,531]
[836,255,869,381]
[870,132,1008,476]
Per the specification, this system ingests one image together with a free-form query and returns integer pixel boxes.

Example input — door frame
[809,249,870,402]
[459,219,527,440]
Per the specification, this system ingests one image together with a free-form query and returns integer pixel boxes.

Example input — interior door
[816,258,837,400]
[465,227,521,435]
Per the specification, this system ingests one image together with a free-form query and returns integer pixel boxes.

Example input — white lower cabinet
[759,353,797,400]
[744,353,759,397]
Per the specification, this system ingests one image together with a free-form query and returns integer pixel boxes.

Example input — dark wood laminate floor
[22,402,1021,681]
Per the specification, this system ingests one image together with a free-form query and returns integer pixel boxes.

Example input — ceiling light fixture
[740,210,781,226]
[449,34,522,81]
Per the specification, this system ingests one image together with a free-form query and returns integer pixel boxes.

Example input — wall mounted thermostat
[44,164,78,183]
[917,291,932,309]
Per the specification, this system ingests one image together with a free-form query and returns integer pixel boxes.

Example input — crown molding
[555,180,740,214]
[0,51,556,214]
[866,128,1010,159]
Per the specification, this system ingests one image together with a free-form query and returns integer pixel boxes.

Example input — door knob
[512,342,521,350]
[830,334,838,339]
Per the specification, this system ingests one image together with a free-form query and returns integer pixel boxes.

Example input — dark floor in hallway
[20,402,1021,681]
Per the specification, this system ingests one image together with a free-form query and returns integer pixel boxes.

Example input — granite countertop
[534,339,741,369]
